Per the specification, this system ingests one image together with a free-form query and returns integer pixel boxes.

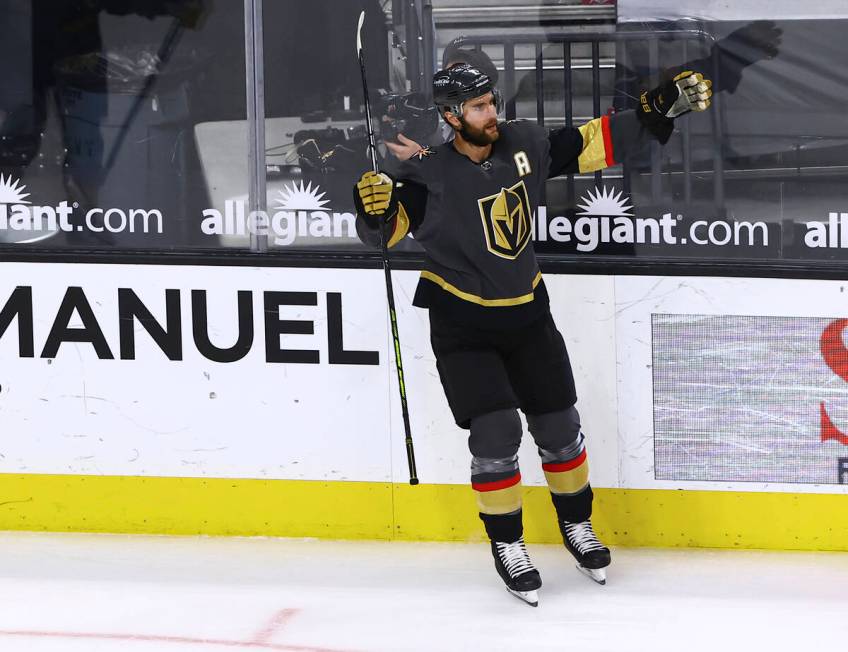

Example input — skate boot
[490,536,542,607]
[559,519,611,585]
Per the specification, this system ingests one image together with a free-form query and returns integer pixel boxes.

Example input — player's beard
[458,118,499,146]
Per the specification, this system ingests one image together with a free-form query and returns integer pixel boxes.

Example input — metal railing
[388,1,616,26]
[453,30,726,214]
[429,4,616,26]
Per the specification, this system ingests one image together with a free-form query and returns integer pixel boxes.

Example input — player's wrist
[634,97,675,144]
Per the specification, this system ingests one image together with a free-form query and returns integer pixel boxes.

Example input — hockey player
[384,37,499,161]
[353,63,711,606]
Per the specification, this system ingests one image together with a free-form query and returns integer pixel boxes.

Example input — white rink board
[0,263,619,487]
[5,263,847,495]
[0,264,393,481]
[615,276,848,495]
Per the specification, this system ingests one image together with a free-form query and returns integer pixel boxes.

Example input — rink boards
[0,262,846,550]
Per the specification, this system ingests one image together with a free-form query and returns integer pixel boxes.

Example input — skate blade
[506,587,539,607]
[577,565,606,585]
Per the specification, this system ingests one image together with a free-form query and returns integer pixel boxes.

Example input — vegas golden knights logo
[478,180,532,259]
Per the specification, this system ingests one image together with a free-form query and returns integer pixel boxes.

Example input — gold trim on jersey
[387,202,411,248]
[478,180,533,259]
[577,117,609,173]
[419,270,543,307]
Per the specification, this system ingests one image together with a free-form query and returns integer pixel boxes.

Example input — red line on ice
[251,608,301,644]
[0,629,354,652]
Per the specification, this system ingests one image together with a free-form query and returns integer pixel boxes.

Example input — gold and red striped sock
[542,448,589,496]
[472,471,522,516]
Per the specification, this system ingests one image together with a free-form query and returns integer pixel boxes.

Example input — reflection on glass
[4,0,847,265]
[257,0,404,252]
[608,17,848,263]
[0,0,247,250]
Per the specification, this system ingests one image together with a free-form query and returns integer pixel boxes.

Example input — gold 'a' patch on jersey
[478,180,532,259]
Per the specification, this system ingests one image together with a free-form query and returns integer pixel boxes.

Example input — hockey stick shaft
[356,11,419,485]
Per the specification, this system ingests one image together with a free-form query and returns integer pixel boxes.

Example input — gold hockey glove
[637,71,713,143]
[642,71,713,119]
[353,170,398,226]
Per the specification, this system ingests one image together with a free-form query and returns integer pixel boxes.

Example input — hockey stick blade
[356,10,365,56]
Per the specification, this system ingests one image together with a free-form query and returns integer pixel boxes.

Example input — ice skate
[490,536,541,606]
[559,520,611,585]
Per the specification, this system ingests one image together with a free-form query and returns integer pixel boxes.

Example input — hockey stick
[356,11,419,485]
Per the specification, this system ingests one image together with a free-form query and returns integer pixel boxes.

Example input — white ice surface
[0,532,845,652]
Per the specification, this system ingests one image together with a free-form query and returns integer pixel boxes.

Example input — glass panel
[420,1,848,266]
[235,0,844,268]
[15,0,838,264]
[258,0,430,252]
[0,0,247,250]
[587,15,848,263]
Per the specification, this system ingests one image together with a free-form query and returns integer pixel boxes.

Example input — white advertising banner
[12,264,848,495]
[615,276,848,494]
[0,264,393,481]
[0,264,619,488]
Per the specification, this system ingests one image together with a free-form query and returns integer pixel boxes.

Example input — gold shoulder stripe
[387,202,411,248]
[577,117,609,173]
[419,270,542,307]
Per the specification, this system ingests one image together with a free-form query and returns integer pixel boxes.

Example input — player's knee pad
[526,405,581,452]
[469,408,523,516]
[468,408,522,459]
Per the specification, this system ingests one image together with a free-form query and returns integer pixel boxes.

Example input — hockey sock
[480,509,523,543]
[539,435,594,523]
[551,484,593,523]
[468,410,524,530]
[472,465,522,518]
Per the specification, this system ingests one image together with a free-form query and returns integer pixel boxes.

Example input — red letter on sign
[820,318,848,445]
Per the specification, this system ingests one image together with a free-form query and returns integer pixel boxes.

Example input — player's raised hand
[722,20,782,63]
[670,71,713,115]
[354,170,398,225]
[385,134,422,161]
[642,71,713,119]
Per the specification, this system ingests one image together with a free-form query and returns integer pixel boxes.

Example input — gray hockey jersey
[356,111,654,327]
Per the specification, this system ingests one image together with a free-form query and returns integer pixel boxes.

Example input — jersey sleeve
[388,176,428,246]
[547,109,661,178]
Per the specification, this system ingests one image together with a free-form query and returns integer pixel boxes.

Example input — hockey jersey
[356,110,658,328]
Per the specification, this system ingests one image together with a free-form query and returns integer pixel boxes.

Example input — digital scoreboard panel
[652,314,848,485]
